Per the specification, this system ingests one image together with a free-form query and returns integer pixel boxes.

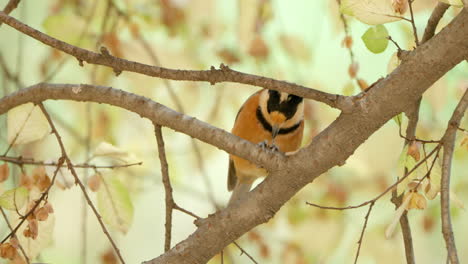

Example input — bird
[227,89,304,206]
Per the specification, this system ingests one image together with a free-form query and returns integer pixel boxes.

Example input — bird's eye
[287,95,292,101]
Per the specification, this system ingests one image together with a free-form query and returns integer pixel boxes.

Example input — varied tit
[227,89,304,205]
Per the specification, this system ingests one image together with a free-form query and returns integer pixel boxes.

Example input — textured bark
[0,11,351,111]
[0,7,466,264]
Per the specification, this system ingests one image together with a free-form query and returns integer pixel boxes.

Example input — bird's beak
[272,125,280,139]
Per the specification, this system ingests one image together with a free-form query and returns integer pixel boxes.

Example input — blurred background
[0,0,467,263]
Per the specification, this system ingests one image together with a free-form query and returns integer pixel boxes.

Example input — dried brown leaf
[0,163,9,183]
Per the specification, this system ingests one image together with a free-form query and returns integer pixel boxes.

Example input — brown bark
[0,7,467,264]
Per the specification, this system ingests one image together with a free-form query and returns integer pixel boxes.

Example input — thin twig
[233,241,259,264]
[0,207,30,263]
[173,205,200,219]
[421,2,450,44]
[388,36,402,51]
[408,0,420,46]
[395,98,422,264]
[439,89,468,264]
[1,157,64,243]
[0,155,142,169]
[38,102,126,264]
[0,11,350,111]
[353,202,375,264]
[154,125,174,252]
[81,102,93,264]
[306,144,441,210]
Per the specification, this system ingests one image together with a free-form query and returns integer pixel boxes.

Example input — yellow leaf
[98,174,134,234]
[386,193,411,239]
[0,187,29,211]
[450,191,465,210]
[341,0,403,25]
[407,192,427,210]
[438,0,464,7]
[7,103,50,146]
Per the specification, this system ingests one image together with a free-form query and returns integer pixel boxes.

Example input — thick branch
[148,8,468,264]
[0,83,286,172]
[440,89,468,264]
[0,8,467,264]
[0,11,351,111]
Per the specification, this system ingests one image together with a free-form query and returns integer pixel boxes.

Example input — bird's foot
[258,140,279,152]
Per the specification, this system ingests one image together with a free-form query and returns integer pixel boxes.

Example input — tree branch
[0,0,20,26]
[408,0,420,46]
[354,202,374,264]
[422,2,450,44]
[0,83,286,173]
[0,155,142,169]
[0,11,352,111]
[0,8,467,264]
[38,103,126,264]
[439,89,468,264]
[154,125,174,252]
[393,98,421,264]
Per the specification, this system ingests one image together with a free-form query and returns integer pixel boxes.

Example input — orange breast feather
[230,92,304,183]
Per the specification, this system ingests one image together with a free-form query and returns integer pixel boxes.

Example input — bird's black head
[266,90,303,120]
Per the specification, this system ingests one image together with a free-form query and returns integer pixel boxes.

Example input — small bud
[348,63,359,78]
[341,36,353,49]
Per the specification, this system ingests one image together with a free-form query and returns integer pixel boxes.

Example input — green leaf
[0,187,29,210]
[396,145,428,196]
[98,175,134,234]
[340,0,403,25]
[361,25,389,54]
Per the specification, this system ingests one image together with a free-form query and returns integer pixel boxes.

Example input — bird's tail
[227,181,253,207]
